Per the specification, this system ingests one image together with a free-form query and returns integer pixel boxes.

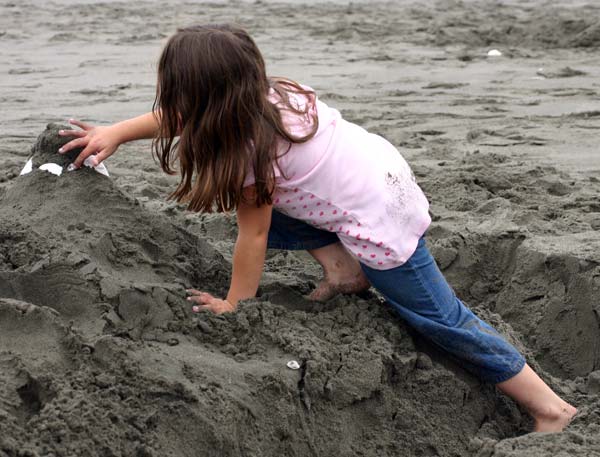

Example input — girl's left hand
[186,289,236,315]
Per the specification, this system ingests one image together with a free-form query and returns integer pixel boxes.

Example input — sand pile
[0,125,599,456]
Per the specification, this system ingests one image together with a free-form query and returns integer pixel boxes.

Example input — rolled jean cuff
[485,355,527,384]
[361,236,527,385]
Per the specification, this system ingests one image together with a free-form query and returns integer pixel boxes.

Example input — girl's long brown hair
[152,24,318,212]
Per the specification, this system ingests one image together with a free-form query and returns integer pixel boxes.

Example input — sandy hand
[186,289,236,315]
[58,119,121,170]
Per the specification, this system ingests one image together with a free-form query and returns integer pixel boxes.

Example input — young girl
[59,24,576,433]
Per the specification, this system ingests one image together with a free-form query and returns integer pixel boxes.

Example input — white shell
[19,156,109,177]
[487,49,502,57]
[93,162,110,177]
[19,158,33,175]
[286,360,300,370]
[83,156,110,177]
[39,163,63,176]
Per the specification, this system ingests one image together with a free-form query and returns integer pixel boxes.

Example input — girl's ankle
[533,403,577,432]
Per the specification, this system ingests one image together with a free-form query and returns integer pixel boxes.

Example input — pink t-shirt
[245,86,431,270]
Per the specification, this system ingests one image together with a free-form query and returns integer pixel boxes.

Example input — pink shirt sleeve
[243,166,256,188]
[243,87,315,188]
[243,163,282,188]
[274,88,317,138]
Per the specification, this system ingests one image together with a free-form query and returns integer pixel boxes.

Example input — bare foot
[533,403,577,432]
[306,241,371,301]
[497,363,577,434]
[307,273,370,302]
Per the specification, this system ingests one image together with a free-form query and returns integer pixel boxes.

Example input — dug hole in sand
[0,125,599,457]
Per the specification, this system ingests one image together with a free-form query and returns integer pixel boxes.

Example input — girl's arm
[111,111,161,142]
[227,192,272,305]
[58,111,161,169]
[187,186,272,314]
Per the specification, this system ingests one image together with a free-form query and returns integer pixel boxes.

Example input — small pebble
[196,320,213,334]
[416,353,433,370]
[167,338,179,346]
[234,353,247,363]
[286,360,300,370]
[323,380,334,400]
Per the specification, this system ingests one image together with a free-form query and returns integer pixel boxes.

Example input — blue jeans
[268,211,525,384]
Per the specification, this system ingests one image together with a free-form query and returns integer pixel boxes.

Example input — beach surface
[1,1,600,456]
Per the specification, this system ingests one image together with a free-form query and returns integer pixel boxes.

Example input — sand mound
[1,126,599,456]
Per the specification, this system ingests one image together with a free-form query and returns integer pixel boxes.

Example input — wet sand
[1,1,600,456]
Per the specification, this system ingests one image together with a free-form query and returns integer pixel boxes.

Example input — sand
[1,1,600,456]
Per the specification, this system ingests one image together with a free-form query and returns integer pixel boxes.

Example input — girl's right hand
[58,119,123,170]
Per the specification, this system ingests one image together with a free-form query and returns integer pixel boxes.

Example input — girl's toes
[307,280,338,302]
